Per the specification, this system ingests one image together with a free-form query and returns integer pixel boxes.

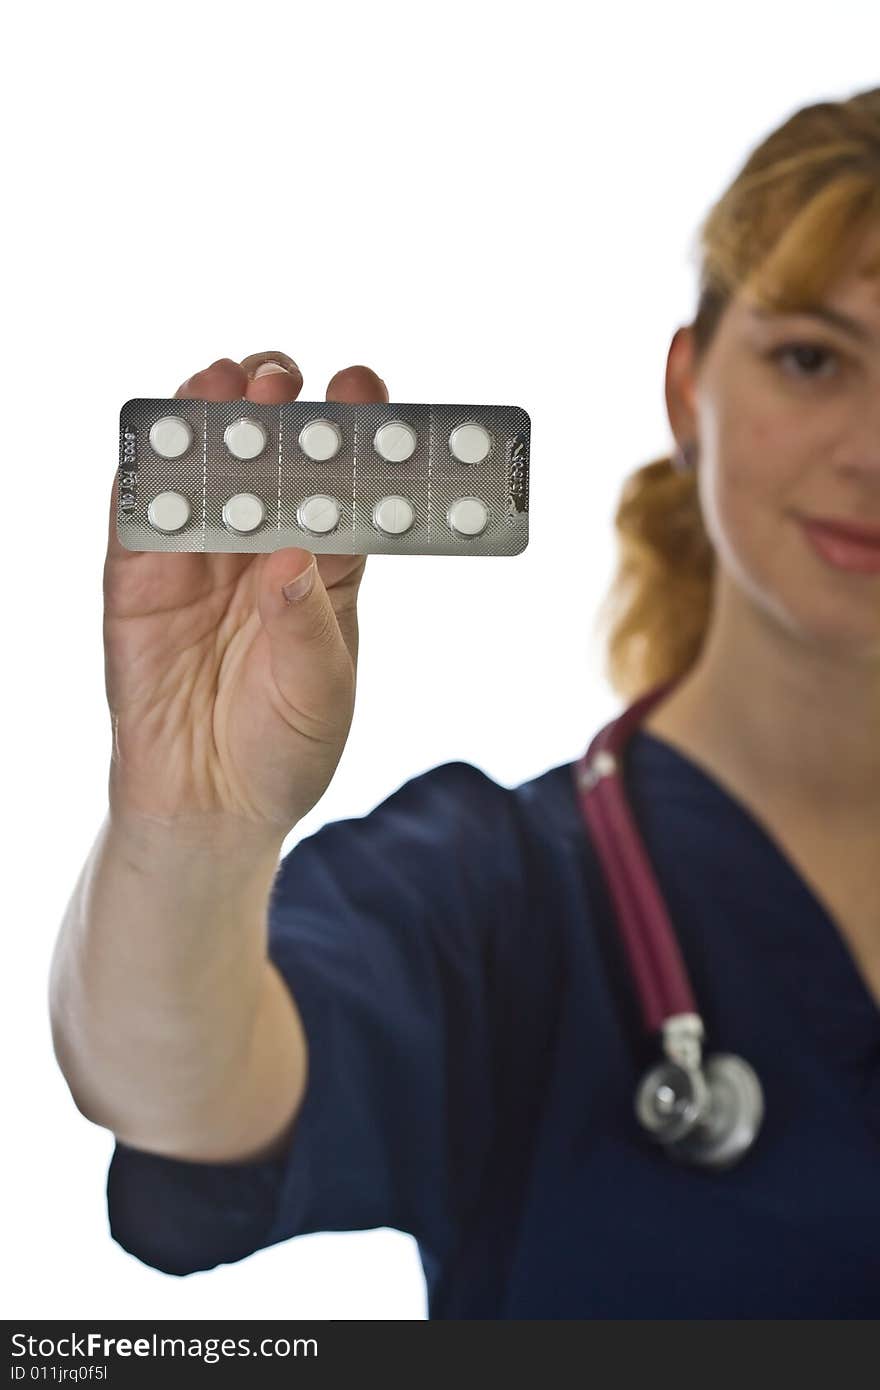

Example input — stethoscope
[573,678,765,1170]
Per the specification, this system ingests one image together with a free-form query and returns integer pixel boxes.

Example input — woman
[49,87,880,1317]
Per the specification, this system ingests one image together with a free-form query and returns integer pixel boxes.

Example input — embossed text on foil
[506,431,528,514]
[120,426,137,513]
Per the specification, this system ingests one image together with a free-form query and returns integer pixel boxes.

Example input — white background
[4,0,877,1320]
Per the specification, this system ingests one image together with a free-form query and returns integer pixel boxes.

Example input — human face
[670,226,880,657]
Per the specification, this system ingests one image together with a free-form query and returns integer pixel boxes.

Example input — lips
[798,517,880,574]
[800,516,880,546]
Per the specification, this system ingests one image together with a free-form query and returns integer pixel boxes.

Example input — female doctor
[50,85,880,1317]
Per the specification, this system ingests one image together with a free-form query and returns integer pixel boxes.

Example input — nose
[829,379,880,487]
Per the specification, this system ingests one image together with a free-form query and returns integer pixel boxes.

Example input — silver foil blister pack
[117,399,530,556]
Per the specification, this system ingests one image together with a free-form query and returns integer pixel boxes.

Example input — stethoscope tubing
[572,680,765,1167]
[574,679,698,1034]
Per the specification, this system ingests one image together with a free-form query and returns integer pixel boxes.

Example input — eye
[770,340,839,379]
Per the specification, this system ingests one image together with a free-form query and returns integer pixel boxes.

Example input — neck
[642,574,880,826]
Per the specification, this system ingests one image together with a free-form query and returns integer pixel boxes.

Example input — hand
[103,352,388,838]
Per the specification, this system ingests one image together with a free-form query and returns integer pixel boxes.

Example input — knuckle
[304,600,340,652]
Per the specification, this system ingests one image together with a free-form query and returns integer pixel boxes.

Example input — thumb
[256,547,350,713]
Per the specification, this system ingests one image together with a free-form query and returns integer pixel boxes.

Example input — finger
[257,545,353,723]
[325,364,388,405]
[175,357,248,400]
[240,350,304,404]
[106,466,134,563]
[249,364,389,589]
[108,357,249,566]
[303,365,389,590]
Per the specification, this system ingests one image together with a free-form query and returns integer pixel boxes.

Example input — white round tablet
[149,416,193,459]
[374,421,417,463]
[447,496,489,537]
[373,495,415,536]
[224,417,268,460]
[222,492,266,534]
[449,422,492,464]
[297,494,341,534]
[147,490,191,533]
[299,419,343,462]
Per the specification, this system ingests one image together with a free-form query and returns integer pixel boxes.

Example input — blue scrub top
[105,730,880,1317]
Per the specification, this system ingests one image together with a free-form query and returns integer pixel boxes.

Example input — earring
[672,440,697,473]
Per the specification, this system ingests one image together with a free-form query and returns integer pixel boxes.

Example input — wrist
[104,805,288,875]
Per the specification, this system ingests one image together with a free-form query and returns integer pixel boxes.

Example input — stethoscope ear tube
[574,681,765,1170]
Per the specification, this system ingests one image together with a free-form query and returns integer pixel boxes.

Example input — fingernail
[253,362,290,378]
[282,564,315,603]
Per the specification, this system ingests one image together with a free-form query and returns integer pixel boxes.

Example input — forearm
[49,812,307,1163]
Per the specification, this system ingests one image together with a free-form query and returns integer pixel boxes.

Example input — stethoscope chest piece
[635,1051,765,1170]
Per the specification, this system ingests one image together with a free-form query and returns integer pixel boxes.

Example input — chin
[770,592,880,656]
[713,528,880,656]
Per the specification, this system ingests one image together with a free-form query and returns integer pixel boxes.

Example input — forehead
[826,225,880,306]
[726,217,880,329]
[734,268,880,335]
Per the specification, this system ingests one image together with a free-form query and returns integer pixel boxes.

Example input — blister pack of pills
[117,399,530,556]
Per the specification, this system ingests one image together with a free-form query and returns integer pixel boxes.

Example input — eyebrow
[750,304,872,343]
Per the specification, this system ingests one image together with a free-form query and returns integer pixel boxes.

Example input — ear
[665,324,699,452]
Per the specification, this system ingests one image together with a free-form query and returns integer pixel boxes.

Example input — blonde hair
[594,87,880,702]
